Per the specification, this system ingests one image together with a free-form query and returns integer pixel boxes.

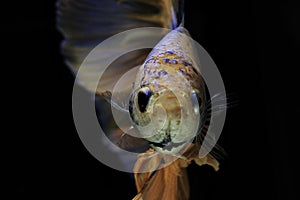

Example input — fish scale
[129,27,207,154]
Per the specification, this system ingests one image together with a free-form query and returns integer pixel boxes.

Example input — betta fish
[57,0,227,199]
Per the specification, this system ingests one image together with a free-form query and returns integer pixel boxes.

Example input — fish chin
[150,141,188,155]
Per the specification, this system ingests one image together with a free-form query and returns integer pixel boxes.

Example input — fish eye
[137,87,152,113]
[191,91,202,114]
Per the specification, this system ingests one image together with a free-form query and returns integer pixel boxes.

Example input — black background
[7,0,298,199]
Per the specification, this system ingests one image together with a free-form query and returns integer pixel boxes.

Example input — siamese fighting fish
[57,0,226,199]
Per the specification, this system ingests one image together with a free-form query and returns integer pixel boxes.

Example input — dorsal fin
[56,0,185,95]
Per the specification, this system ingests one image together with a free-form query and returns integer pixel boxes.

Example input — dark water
[8,1,298,199]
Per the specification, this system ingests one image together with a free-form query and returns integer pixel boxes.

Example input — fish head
[129,78,206,154]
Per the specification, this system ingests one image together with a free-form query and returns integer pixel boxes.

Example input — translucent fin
[133,144,219,200]
[172,0,185,27]
[95,95,150,153]
[56,0,183,94]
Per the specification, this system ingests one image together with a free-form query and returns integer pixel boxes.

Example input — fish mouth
[148,140,186,151]
[147,120,184,151]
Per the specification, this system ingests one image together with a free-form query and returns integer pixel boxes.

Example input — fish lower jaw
[149,140,188,154]
[151,142,187,155]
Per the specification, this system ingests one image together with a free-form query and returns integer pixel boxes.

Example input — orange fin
[133,144,219,200]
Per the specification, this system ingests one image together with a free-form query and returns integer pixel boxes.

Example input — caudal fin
[133,144,219,200]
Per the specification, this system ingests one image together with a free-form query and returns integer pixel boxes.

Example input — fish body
[56,1,224,199]
[129,27,207,154]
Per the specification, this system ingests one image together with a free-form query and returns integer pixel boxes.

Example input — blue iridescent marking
[178,68,184,73]
[166,51,174,54]
[182,61,191,66]
[162,58,170,63]
[171,60,178,64]
[158,70,168,76]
